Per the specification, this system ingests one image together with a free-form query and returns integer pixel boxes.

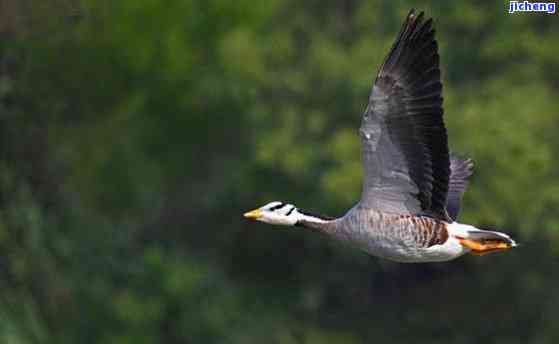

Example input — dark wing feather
[359,9,451,220]
[446,155,474,220]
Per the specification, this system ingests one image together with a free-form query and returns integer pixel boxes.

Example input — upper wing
[359,9,451,220]
[446,155,474,221]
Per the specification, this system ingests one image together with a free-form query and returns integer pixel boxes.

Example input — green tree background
[0,0,558,343]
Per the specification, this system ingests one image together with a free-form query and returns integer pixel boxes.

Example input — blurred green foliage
[0,0,558,343]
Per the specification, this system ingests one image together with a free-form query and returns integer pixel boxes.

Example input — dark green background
[1,1,558,343]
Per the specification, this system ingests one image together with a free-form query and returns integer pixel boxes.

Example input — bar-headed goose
[244,9,516,262]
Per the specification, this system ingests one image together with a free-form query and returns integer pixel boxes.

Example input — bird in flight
[243,9,516,262]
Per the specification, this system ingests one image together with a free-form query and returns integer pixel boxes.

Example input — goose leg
[457,237,512,256]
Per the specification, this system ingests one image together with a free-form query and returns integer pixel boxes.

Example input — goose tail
[447,222,517,256]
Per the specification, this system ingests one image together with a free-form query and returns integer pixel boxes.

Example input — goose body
[329,209,464,263]
[244,10,516,263]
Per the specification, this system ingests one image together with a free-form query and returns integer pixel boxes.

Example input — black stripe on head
[269,202,284,211]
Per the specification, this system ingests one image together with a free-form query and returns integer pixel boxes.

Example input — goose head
[243,201,299,226]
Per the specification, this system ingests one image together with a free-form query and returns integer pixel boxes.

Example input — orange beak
[243,209,262,220]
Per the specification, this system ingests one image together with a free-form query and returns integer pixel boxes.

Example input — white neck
[294,209,333,231]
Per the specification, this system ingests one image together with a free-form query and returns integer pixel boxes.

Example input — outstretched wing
[359,9,450,220]
[446,155,474,221]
